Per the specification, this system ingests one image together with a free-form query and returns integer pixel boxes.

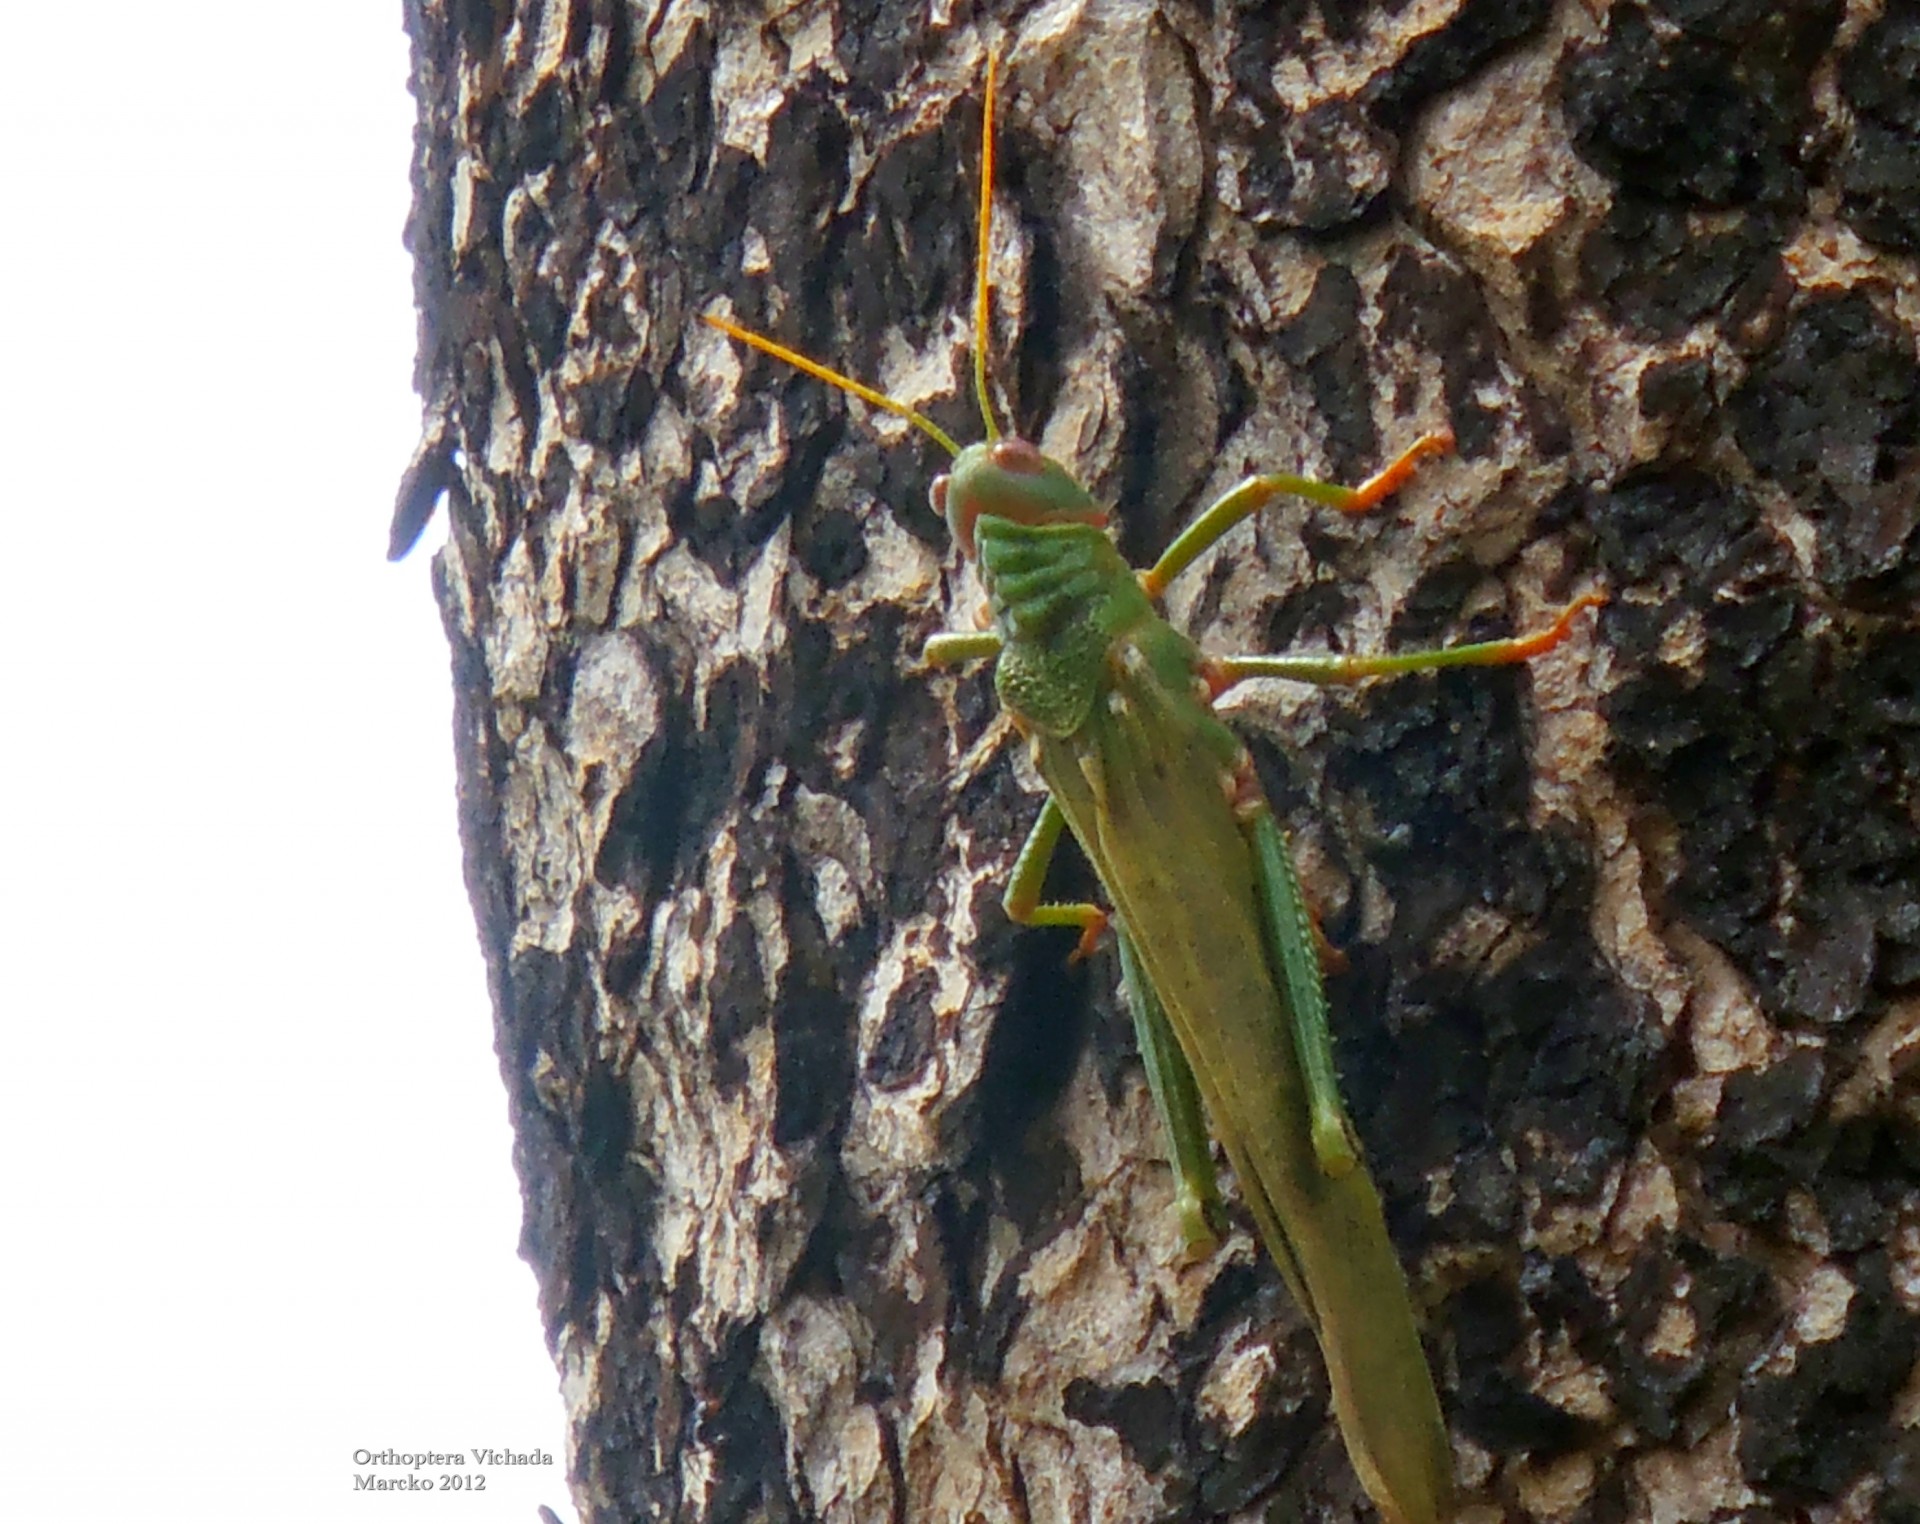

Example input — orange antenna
[972,51,1002,442]
[702,313,963,459]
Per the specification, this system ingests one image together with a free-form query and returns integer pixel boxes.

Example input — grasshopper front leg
[921,629,1003,667]
[1141,431,1454,599]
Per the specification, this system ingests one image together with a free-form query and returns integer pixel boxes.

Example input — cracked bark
[397,1,1920,1520]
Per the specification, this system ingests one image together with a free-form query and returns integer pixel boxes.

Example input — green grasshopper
[705,54,1603,1524]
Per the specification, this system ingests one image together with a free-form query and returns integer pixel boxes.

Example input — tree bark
[397,1,1920,1520]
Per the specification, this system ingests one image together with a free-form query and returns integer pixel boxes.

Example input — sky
[2,5,576,1520]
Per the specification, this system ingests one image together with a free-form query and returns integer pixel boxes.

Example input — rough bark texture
[396,1,1920,1520]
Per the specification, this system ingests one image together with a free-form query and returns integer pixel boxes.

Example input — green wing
[1034,627,1453,1524]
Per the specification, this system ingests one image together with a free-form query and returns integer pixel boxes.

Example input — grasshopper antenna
[972,50,1002,443]
[700,317,964,459]
[704,59,1017,463]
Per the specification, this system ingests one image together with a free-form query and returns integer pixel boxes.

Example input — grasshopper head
[934,437,1108,559]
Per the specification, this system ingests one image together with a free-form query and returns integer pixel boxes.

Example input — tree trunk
[396,1,1920,1520]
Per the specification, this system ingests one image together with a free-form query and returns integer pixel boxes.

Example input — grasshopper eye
[991,438,1046,474]
[930,474,951,514]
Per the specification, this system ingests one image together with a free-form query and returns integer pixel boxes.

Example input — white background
[3,4,576,1519]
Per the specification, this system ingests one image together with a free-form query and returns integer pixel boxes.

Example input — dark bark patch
[1379,248,1548,460]
[1777,890,1877,1027]
[1063,1376,1183,1474]
[575,358,653,455]
[503,945,661,1341]
[1223,6,1302,118]
[577,1299,681,1519]
[753,85,853,299]
[1453,1362,1593,1455]
[1336,949,1489,1203]
[1328,658,1532,895]
[1111,342,1184,570]
[521,270,569,373]
[862,968,938,1091]
[1612,1255,1707,1443]
[1837,121,1920,256]
[1522,1251,1614,1352]
[656,32,719,207]
[1004,141,1069,447]
[1276,263,1377,479]
[1579,199,1785,339]
[1258,578,1360,657]
[1192,1333,1327,1515]
[835,0,935,90]
[701,1322,793,1521]
[932,1183,1025,1385]
[577,1055,636,1185]
[770,962,857,1154]
[1884,1433,1920,1523]
[788,613,916,801]
[1730,291,1920,606]
[974,924,1093,1230]
[505,946,590,1328]
[512,76,573,182]
[792,502,871,589]
[1603,463,1920,1030]
[1237,97,1395,235]
[1838,7,1920,252]
[689,389,843,574]
[448,0,510,54]
[594,671,732,911]
[1704,1049,1829,1226]
[1560,1,1839,209]
[1569,1236,1777,1450]
[847,102,974,372]
[709,914,765,1095]
[1588,467,1772,640]
[1816,1117,1905,1253]
[1737,1254,1920,1496]
[1488,944,1656,1167]
[596,0,633,108]
[1722,1047,1827,1150]
[1442,1139,1522,1239]
[1374,931,1656,1236]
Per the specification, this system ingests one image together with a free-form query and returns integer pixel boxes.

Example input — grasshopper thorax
[934,437,1109,560]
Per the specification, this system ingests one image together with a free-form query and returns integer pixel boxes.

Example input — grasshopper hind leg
[1235,776,1361,1179]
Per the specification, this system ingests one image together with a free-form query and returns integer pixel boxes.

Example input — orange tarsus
[1310,915,1349,977]
[1068,907,1110,964]
[1499,591,1610,662]
[1339,428,1457,515]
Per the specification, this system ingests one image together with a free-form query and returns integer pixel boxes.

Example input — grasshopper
[704,54,1603,1524]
